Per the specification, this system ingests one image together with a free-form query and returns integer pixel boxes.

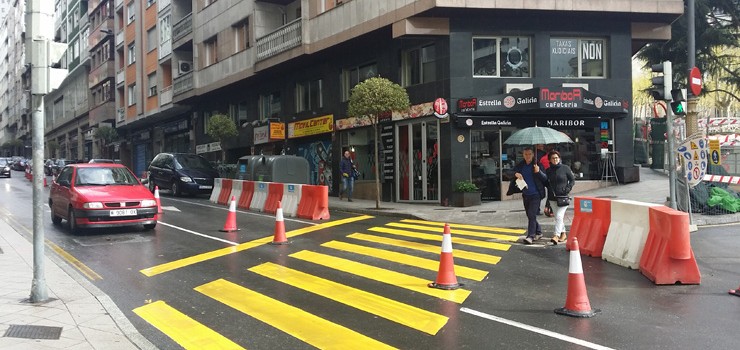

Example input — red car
[49,163,158,233]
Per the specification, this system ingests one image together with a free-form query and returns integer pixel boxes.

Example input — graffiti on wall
[296,140,333,189]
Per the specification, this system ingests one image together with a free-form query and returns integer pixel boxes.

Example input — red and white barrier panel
[698,118,740,126]
[702,174,740,185]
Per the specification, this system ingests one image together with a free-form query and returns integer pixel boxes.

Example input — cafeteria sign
[288,114,334,138]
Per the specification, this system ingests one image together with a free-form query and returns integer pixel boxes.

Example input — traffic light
[670,88,687,116]
[650,61,672,101]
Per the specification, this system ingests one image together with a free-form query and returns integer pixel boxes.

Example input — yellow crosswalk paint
[249,262,449,335]
[368,227,511,251]
[133,300,244,350]
[140,215,373,277]
[196,279,396,350]
[348,233,502,265]
[387,222,519,241]
[291,249,472,303]
[400,219,525,234]
[321,241,487,281]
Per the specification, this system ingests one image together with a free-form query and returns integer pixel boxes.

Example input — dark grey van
[147,153,218,196]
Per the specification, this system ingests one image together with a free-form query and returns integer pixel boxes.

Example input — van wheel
[171,181,182,197]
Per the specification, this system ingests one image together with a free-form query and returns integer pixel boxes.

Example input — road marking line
[141,215,373,277]
[163,197,317,225]
[133,300,244,350]
[348,233,502,265]
[291,249,472,303]
[321,240,488,281]
[196,279,396,350]
[249,262,449,335]
[159,222,239,246]
[387,222,520,241]
[401,219,526,234]
[460,307,615,350]
[369,227,511,251]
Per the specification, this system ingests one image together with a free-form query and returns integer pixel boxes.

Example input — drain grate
[479,210,496,213]
[3,325,63,340]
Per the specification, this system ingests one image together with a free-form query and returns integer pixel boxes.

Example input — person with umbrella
[512,147,547,244]
[544,150,575,244]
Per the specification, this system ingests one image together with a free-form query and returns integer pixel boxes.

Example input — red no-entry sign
[689,67,702,96]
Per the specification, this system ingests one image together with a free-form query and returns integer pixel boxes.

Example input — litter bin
[236,155,310,184]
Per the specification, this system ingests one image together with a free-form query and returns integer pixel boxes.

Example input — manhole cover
[4,325,63,340]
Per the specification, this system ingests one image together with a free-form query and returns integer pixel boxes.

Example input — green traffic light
[675,104,684,113]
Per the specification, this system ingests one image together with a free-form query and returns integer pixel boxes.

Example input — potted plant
[451,180,481,207]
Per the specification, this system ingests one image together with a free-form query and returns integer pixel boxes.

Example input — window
[127,2,135,24]
[259,92,281,121]
[402,44,436,86]
[233,20,249,53]
[550,38,607,78]
[127,43,135,64]
[102,81,111,102]
[127,83,136,106]
[238,101,248,125]
[472,36,531,78]
[147,0,155,7]
[204,37,218,66]
[341,63,376,101]
[147,27,157,52]
[159,15,171,42]
[295,79,323,112]
[101,42,110,62]
[148,73,157,97]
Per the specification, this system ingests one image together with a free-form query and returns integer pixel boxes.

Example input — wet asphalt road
[1,170,739,349]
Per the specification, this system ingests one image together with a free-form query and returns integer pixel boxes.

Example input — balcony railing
[160,85,173,105]
[159,39,172,59]
[172,13,193,42]
[158,0,171,12]
[256,19,302,61]
[117,107,125,123]
[116,69,124,85]
[173,72,193,95]
[116,31,124,46]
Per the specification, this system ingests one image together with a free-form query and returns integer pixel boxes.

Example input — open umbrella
[504,126,574,145]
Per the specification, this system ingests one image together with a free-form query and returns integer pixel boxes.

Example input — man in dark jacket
[513,147,547,244]
[339,150,356,202]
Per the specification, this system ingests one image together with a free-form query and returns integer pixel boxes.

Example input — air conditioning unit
[178,61,193,74]
[505,83,533,93]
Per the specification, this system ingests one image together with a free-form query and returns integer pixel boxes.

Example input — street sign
[689,67,702,96]
[677,135,708,187]
[433,98,449,119]
[709,139,721,165]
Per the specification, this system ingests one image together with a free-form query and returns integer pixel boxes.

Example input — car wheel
[67,207,78,234]
[171,181,182,197]
[143,222,157,230]
[50,204,62,225]
[148,177,156,193]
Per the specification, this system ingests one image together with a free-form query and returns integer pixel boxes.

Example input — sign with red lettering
[456,87,628,114]
[288,114,334,138]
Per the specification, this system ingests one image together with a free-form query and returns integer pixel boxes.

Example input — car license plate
[199,185,213,189]
[110,209,137,217]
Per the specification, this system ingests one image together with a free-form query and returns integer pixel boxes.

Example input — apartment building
[46,0,682,203]
[0,0,29,157]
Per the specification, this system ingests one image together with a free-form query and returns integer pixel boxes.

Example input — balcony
[117,107,125,124]
[173,72,193,96]
[172,13,192,43]
[256,18,302,61]
[159,39,172,59]
[159,85,173,105]
[116,30,124,47]
[116,69,125,85]
[88,61,115,87]
[89,101,116,125]
[158,0,170,12]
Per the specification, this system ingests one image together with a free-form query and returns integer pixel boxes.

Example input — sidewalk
[0,218,154,350]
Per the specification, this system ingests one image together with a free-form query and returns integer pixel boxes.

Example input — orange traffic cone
[154,186,163,215]
[428,224,461,290]
[555,237,598,317]
[43,177,47,187]
[730,284,740,297]
[219,196,239,232]
[270,201,288,245]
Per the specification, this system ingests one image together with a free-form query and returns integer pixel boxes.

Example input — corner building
[109,0,682,202]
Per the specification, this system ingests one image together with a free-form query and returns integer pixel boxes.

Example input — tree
[205,114,238,163]
[94,126,118,159]
[347,77,410,209]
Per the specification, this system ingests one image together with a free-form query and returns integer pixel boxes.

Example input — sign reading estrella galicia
[456,87,628,114]
[580,199,593,213]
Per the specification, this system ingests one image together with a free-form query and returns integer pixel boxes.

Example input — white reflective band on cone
[229,197,236,211]
[441,234,453,253]
[276,208,284,221]
[569,250,583,274]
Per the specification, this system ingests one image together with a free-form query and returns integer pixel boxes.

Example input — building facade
[0,0,29,157]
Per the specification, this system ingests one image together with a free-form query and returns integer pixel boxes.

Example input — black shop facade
[452,86,629,201]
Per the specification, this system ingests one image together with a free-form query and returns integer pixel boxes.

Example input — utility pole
[26,0,68,303]
[650,61,677,209]
[686,0,699,136]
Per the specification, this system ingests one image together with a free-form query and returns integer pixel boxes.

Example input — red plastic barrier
[639,206,701,285]
[263,183,285,214]
[296,185,330,220]
[237,181,255,210]
[217,179,233,205]
[568,196,611,257]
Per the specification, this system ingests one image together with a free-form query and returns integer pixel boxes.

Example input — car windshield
[0,159,7,166]
[75,167,139,186]
[174,155,213,170]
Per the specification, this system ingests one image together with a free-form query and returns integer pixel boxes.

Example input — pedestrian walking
[544,150,575,244]
[339,150,356,202]
[513,147,547,244]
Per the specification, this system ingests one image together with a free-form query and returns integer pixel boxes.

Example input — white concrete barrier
[282,184,303,217]
[209,178,224,203]
[602,200,660,269]
[230,180,244,206]
[250,181,269,212]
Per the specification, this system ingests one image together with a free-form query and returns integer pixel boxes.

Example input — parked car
[147,153,218,196]
[45,159,56,175]
[88,159,115,163]
[11,157,27,171]
[0,158,11,178]
[48,163,158,234]
[51,159,77,176]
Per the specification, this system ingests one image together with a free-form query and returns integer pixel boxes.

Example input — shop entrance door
[397,119,439,202]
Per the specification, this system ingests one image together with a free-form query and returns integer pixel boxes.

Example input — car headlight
[83,202,104,209]
[3,166,8,171]
[180,176,193,183]
[141,199,156,207]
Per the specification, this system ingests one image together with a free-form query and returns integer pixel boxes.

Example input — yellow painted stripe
[141,215,373,277]
[47,241,102,281]
[291,249,472,303]
[387,222,519,241]
[249,262,448,335]
[400,219,526,234]
[348,233,502,265]
[133,300,244,350]
[321,240,487,282]
[368,227,511,251]
[196,279,396,350]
